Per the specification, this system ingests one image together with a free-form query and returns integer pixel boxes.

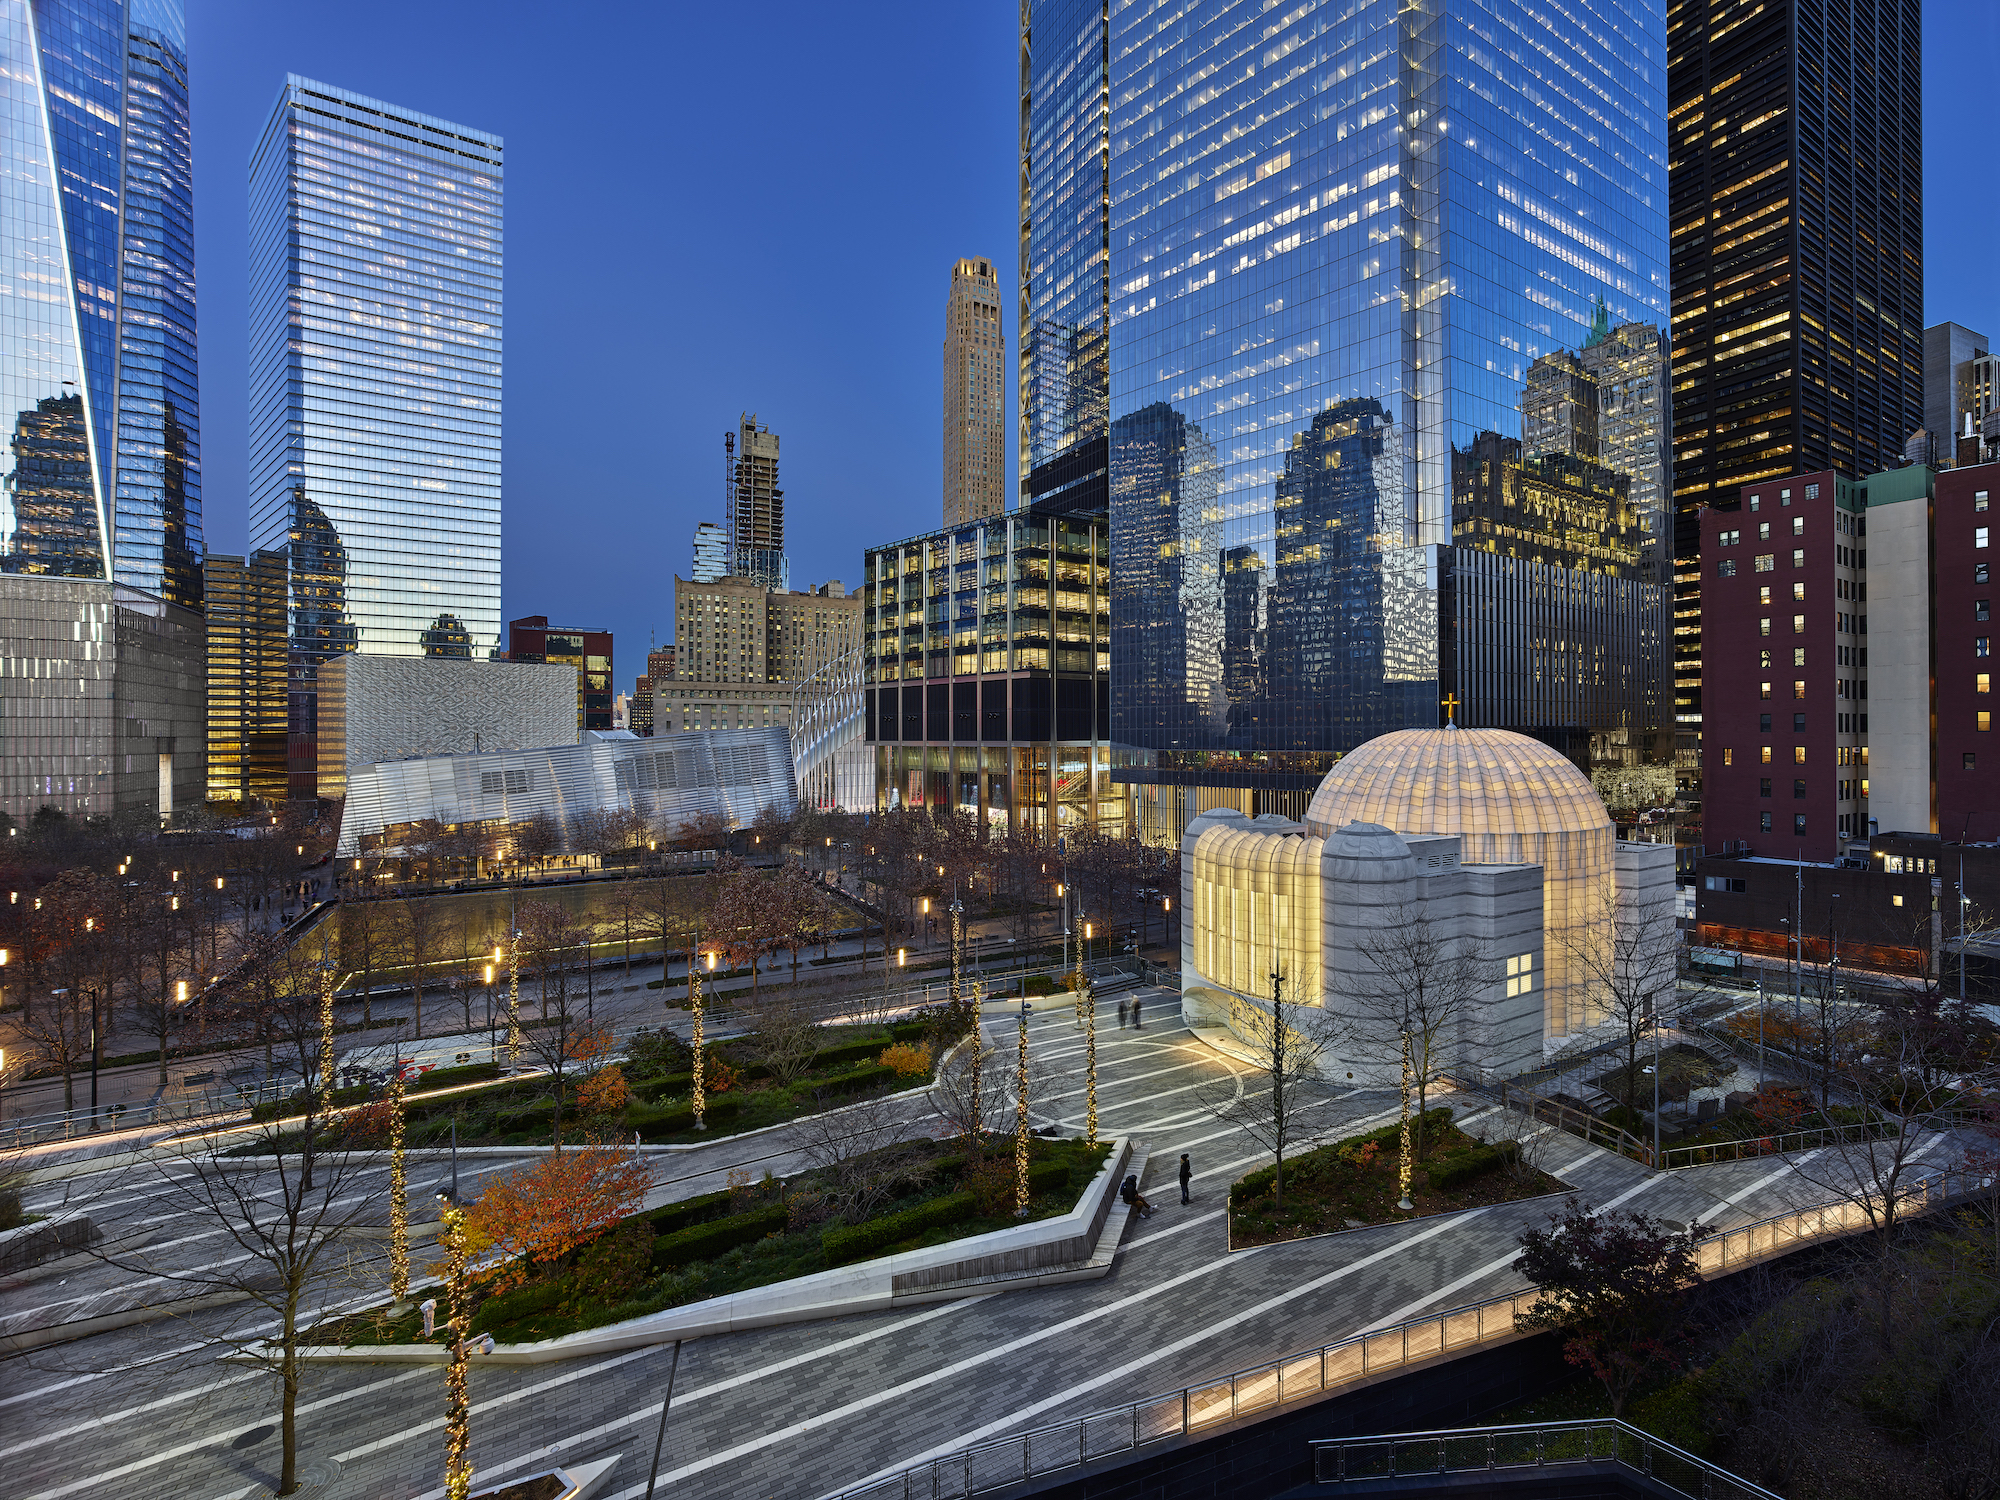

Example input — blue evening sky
[188,1,1998,691]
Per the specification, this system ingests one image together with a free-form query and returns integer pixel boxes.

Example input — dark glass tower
[1019,0,1109,516]
[1666,0,1923,830]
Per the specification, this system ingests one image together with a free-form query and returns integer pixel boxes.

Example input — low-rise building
[315,656,578,799]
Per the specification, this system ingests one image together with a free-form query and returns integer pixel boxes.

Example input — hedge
[810,1062,899,1100]
[1425,1141,1518,1192]
[1230,1108,1455,1207]
[650,1203,788,1270]
[634,1099,741,1140]
[642,1188,734,1238]
[251,1060,507,1122]
[822,1191,977,1266]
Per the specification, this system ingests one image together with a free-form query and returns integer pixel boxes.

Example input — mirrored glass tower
[0,0,200,605]
[247,76,502,792]
[1025,0,1674,839]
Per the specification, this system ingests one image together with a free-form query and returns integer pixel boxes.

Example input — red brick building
[1699,468,1866,862]
[1702,460,2000,862]
[1933,464,1997,840]
[507,617,614,734]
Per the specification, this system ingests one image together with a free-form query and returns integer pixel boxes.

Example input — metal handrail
[1660,1118,1894,1171]
[825,1167,1994,1500]
[0,1076,298,1150]
[1310,1419,1780,1498]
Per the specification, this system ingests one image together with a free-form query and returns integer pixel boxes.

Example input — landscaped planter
[469,1454,618,1500]
[279,1134,1134,1365]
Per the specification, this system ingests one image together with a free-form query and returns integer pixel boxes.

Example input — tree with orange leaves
[464,1140,651,1291]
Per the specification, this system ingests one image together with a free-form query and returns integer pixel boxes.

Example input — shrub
[879,1041,932,1079]
[1021,973,1060,997]
[649,1203,788,1270]
[576,1064,630,1118]
[1426,1141,1519,1192]
[566,1219,655,1313]
[705,1055,741,1094]
[962,1157,1015,1217]
[822,1192,977,1266]
[811,1063,899,1101]
[624,1027,693,1079]
[631,1071,694,1104]
[642,1188,733,1237]
[1229,1109,1455,1207]
[633,1099,742,1139]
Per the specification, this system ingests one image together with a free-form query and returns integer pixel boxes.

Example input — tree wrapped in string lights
[505,925,523,1073]
[1014,986,1032,1216]
[1082,976,1098,1147]
[387,1060,411,1307]
[1397,1031,1415,1212]
[691,946,712,1129]
[437,1196,476,1500]
[317,955,337,1117]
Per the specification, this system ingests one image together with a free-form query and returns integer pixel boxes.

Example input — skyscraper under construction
[727,414,787,592]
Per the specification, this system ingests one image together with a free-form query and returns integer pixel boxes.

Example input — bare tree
[516,899,602,1146]
[16,983,97,1114]
[1195,973,1336,1211]
[927,1026,1005,1149]
[390,895,448,1040]
[1347,900,1485,1159]
[1558,884,1685,1108]
[95,1122,375,1495]
[745,991,825,1087]
[786,1091,924,1222]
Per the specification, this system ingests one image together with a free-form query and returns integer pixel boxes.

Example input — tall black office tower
[1666,0,1923,834]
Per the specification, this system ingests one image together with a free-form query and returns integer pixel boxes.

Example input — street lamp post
[88,985,101,1129]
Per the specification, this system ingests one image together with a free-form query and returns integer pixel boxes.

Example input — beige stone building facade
[660,576,860,735]
[943,257,1006,528]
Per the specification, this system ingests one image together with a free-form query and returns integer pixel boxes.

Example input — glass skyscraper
[1024,0,1674,839]
[1,0,200,606]
[247,76,502,769]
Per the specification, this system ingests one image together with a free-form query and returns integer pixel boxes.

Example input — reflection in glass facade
[1,0,200,605]
[1020,0,1111,513]
[247,75,502,783]
[1046,0,1671,839]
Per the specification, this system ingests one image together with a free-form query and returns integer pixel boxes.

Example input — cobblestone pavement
[0,987,1957,1500]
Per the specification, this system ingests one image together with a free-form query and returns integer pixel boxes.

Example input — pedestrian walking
[1117,996,1129,1028]
[1178,1152,1192,1204]
[1131,994,1143,1028]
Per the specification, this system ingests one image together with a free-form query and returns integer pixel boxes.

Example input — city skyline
[81,0,1999,685]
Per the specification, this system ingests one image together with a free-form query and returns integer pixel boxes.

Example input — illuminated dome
[1304,726,1614,1036]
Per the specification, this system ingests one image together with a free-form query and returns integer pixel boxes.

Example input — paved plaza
[0,986,1963,1500]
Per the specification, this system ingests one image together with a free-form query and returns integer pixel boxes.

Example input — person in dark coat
[1178,1153,1193,1204]
[1119,1173,1155,1218]
[1116,995,1129,1028]
[1131,994,1143,1028]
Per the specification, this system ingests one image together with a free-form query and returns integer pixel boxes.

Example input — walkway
[0,986,1963,1500]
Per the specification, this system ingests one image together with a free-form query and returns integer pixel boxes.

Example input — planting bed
[1228,1108,1566,1247]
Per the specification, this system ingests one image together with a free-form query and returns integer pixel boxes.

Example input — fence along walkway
[828,1168,1994,1500]
[1311,1419,1780,1498]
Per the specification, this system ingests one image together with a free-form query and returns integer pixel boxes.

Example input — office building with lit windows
[247,77,503,796]
[1666,0,1923,834]
[1701,462,1998,864]
[861,503,1118,833]
[1019,0,1673,843]
[508,617,613,733]
[202,549,290,805]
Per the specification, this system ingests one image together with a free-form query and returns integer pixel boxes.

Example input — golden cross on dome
[1441,692,1460,725]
